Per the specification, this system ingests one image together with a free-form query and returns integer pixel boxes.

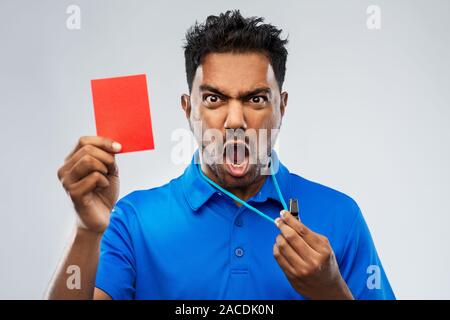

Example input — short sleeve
[339,203,396,300]
[95,200,136,299]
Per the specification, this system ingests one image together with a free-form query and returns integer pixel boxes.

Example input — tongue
[226,155,249,177]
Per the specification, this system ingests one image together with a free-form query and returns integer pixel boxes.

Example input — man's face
[182,51,288,189]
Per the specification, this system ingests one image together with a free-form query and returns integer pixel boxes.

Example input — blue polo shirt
[95,151,395,300]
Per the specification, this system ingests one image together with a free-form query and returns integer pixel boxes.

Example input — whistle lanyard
[197,163,288,224]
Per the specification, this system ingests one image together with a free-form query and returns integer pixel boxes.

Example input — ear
[280,91,288,117]
[181,94,191,119]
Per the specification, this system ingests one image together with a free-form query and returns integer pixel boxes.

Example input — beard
[199,128,275,190]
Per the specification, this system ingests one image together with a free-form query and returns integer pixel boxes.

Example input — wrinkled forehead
[192,52,278,95]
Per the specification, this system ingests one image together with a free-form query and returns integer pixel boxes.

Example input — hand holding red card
[91,74,155,153]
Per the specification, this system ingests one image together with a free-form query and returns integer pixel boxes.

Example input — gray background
[0,0,449,299]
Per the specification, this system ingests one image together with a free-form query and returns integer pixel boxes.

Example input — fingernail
[112,142,122,152]
[280,210,287,219]
[274,218,281,227]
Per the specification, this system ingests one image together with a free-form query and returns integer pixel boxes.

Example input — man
[47,10,395,300]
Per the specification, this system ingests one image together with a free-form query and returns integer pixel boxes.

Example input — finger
[67,155,109,185]
[69,145,117,175]
[273,243,297,278]
[59,144,118,182]
[275,218,319,263]
[66,136,122,160]
[275,234,308,269]
[279,210,325,253]
[67,171,110,201]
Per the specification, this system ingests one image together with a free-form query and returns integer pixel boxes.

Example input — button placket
[234,247,244,257]
[230,207,248,272]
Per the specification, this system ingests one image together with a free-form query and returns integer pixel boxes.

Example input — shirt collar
[182,150,217,212]
[182,150,290,213]
[248,150,290,206]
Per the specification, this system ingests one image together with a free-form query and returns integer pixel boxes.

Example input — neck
[200,162,267,205]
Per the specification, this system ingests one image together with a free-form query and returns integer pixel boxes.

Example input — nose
[224,100,247,131]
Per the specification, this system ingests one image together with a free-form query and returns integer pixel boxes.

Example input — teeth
[230,162,245,168]
[224,141,248,166]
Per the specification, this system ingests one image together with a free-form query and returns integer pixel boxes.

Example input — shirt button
[235,247,244,257]
[235,218,243,227]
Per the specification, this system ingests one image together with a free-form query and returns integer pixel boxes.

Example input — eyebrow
[199,84,272,100]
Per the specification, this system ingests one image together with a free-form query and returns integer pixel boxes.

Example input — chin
[216,163,258,189]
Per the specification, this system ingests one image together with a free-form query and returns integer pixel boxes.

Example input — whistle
[289,198,299,220]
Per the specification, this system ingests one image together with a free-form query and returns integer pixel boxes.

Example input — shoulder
[290,173,359,208]
[286,172,362,228]
[113,174,184,217]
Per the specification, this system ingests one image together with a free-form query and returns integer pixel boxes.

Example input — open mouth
[223,141,250,177]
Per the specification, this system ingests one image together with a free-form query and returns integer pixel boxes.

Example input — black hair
[183,10,288,92]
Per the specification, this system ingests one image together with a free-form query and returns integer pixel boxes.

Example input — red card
[91,74,155,153]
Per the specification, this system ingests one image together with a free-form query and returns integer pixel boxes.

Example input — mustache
[223,139,249,151]
[223,140,249,164]
[201,127,273,156]
[197,126,278,167]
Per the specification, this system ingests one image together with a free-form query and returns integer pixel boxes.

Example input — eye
[204,94,222,104]
[249,96,267,104]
